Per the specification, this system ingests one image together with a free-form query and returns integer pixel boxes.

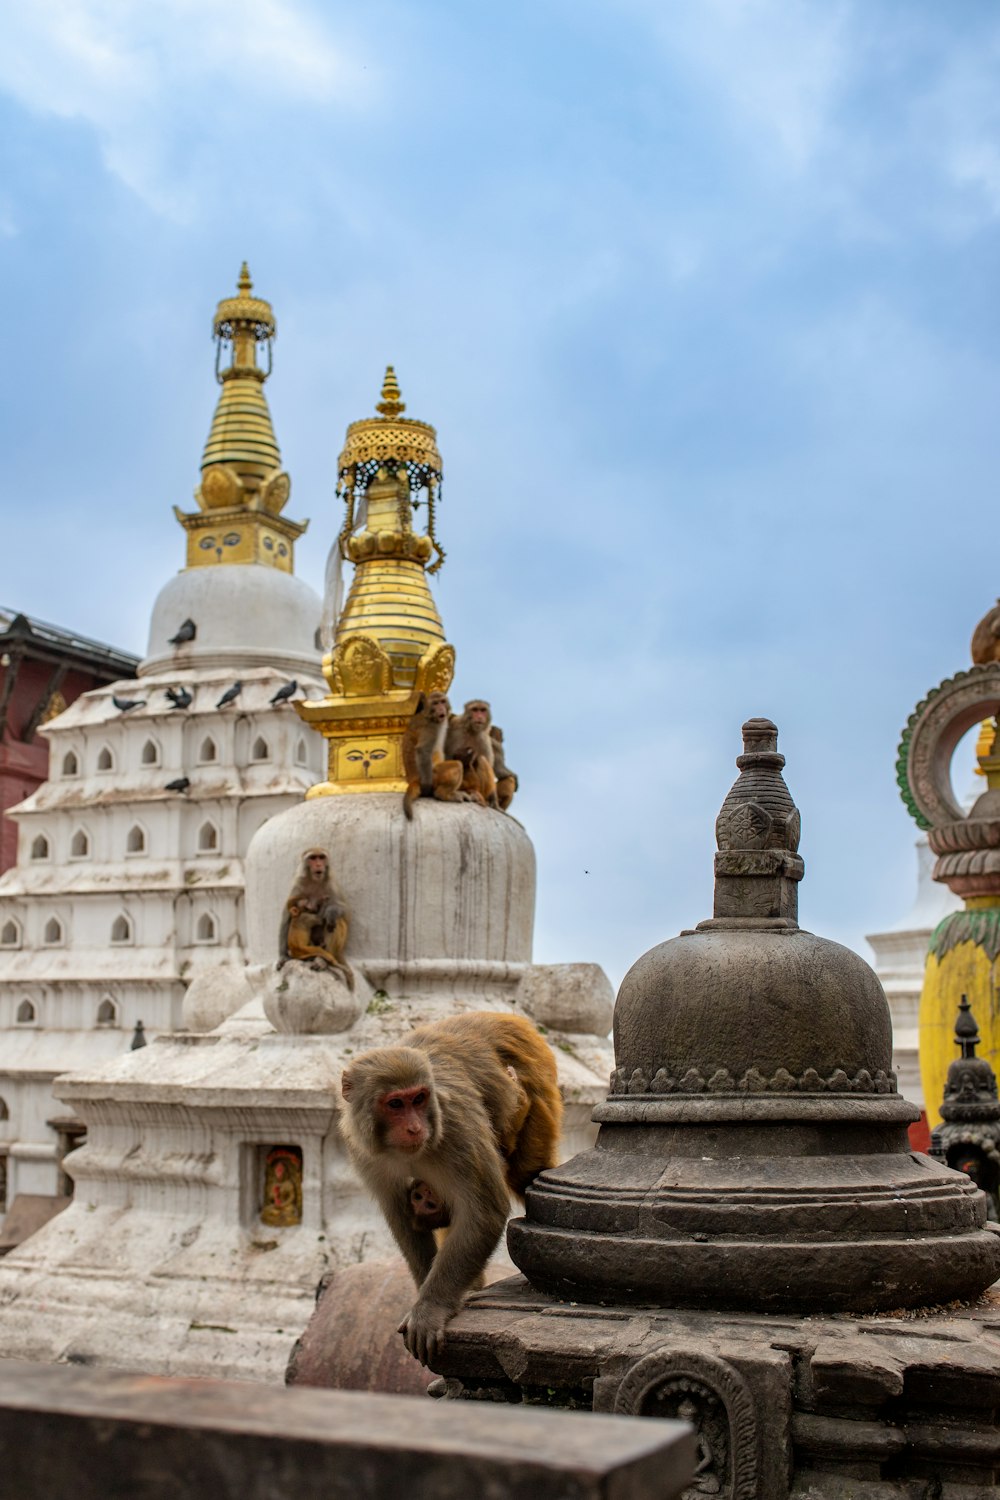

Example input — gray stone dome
[612,928,894,1105]
[509,718,1000,1314]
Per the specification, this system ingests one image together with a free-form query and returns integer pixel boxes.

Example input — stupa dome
[613,930,893,1103]
[509,718,1000,1314]
[141,564,320,676]
[244,793,535,1007]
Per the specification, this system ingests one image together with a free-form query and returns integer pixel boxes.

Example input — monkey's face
[409,1179,450,1230]
[377,1085,433,1154]
[426,694,450,723]
[306,853,327,877]
[466,702,490,728]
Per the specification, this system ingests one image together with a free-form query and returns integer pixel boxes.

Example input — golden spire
[375,364,405,418]
[173,265,306,572]
[297,369,454,797]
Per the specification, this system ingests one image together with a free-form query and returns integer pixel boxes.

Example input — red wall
[0,661,119,873]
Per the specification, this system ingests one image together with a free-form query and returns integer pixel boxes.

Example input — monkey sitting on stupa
[278,848,354,990]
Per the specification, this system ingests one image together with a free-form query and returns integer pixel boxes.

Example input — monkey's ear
[341,1072,353,1100]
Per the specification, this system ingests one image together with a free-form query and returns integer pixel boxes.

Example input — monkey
[279,848,354,989]
[339,1012,562,1366]
[489,725,518,812]
[401,691,472,820]
[445,700,498,809]
[406,1064,529,1232]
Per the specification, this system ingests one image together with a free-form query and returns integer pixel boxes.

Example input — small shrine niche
[260,1144,303,1227]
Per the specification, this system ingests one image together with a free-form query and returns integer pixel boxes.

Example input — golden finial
[376,365,406,419]
[299,367,452,796]
[173,267,305,573]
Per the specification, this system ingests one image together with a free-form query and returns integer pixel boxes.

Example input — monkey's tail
[402,788,416,820]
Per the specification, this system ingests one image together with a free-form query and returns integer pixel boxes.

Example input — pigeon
[113,694,146,712]
[269,679,298,705]
[165,686,192,710]
[216,680,243,708]
[168,618,197,646]
[164,776,191,794]
[130,1020,147,1051]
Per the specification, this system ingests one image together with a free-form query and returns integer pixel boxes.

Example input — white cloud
[622,0,851,172]
[0,0,371,216]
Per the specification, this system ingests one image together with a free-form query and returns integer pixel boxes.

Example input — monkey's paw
[398,1301,452,1367]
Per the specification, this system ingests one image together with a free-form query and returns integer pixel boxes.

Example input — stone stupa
[432,721,1000,1498]
[0,366,614,1383]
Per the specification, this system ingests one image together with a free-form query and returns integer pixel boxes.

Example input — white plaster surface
[143,565,322,676]
[0,574,325,1207]
[0,573,615,1387]
[0,984,610,1382]
[246,794,536,1005]
[866,835,960,1110]
[259,959,370,1033]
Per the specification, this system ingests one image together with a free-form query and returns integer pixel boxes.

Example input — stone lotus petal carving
[610,1065,898,1097]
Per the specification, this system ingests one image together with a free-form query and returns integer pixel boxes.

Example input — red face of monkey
[465,702,490,728]
[378,1086,432,1153]
[426,694,450,723]
[306,852,327,876]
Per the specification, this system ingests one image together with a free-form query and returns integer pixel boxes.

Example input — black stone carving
[930,996,1000,1222]
[614,1349,756,1500]
[509,719,1000,1313]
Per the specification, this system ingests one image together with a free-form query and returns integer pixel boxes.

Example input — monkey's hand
[397,1298,454,1367]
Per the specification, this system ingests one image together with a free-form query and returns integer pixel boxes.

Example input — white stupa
[866,836,959,1110]
[0,366,613,1382]
[0,267,324,1224]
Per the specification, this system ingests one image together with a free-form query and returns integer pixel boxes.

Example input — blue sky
[1,0,999,986]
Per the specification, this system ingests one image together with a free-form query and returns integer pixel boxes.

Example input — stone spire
[508,719,1000,1313]
[929,997,1000,1220]
[296,368,455,797]
[173,265,305,572]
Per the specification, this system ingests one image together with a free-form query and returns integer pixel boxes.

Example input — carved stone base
[509,1111,1000,1313]
[432,1276,1000,1499]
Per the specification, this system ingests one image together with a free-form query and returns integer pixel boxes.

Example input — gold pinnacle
[375,365,406,419]
[238,261,252,296]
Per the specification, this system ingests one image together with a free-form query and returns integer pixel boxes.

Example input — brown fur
[489,725,518,812]
[401,692,470,820]
[445,700,498,808]
[339,1012,562,1365]
[280,849,353,989]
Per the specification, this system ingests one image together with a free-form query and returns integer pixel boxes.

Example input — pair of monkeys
[340,1011,562,1367]
[279,848,353,990]
[402,693,517,820]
